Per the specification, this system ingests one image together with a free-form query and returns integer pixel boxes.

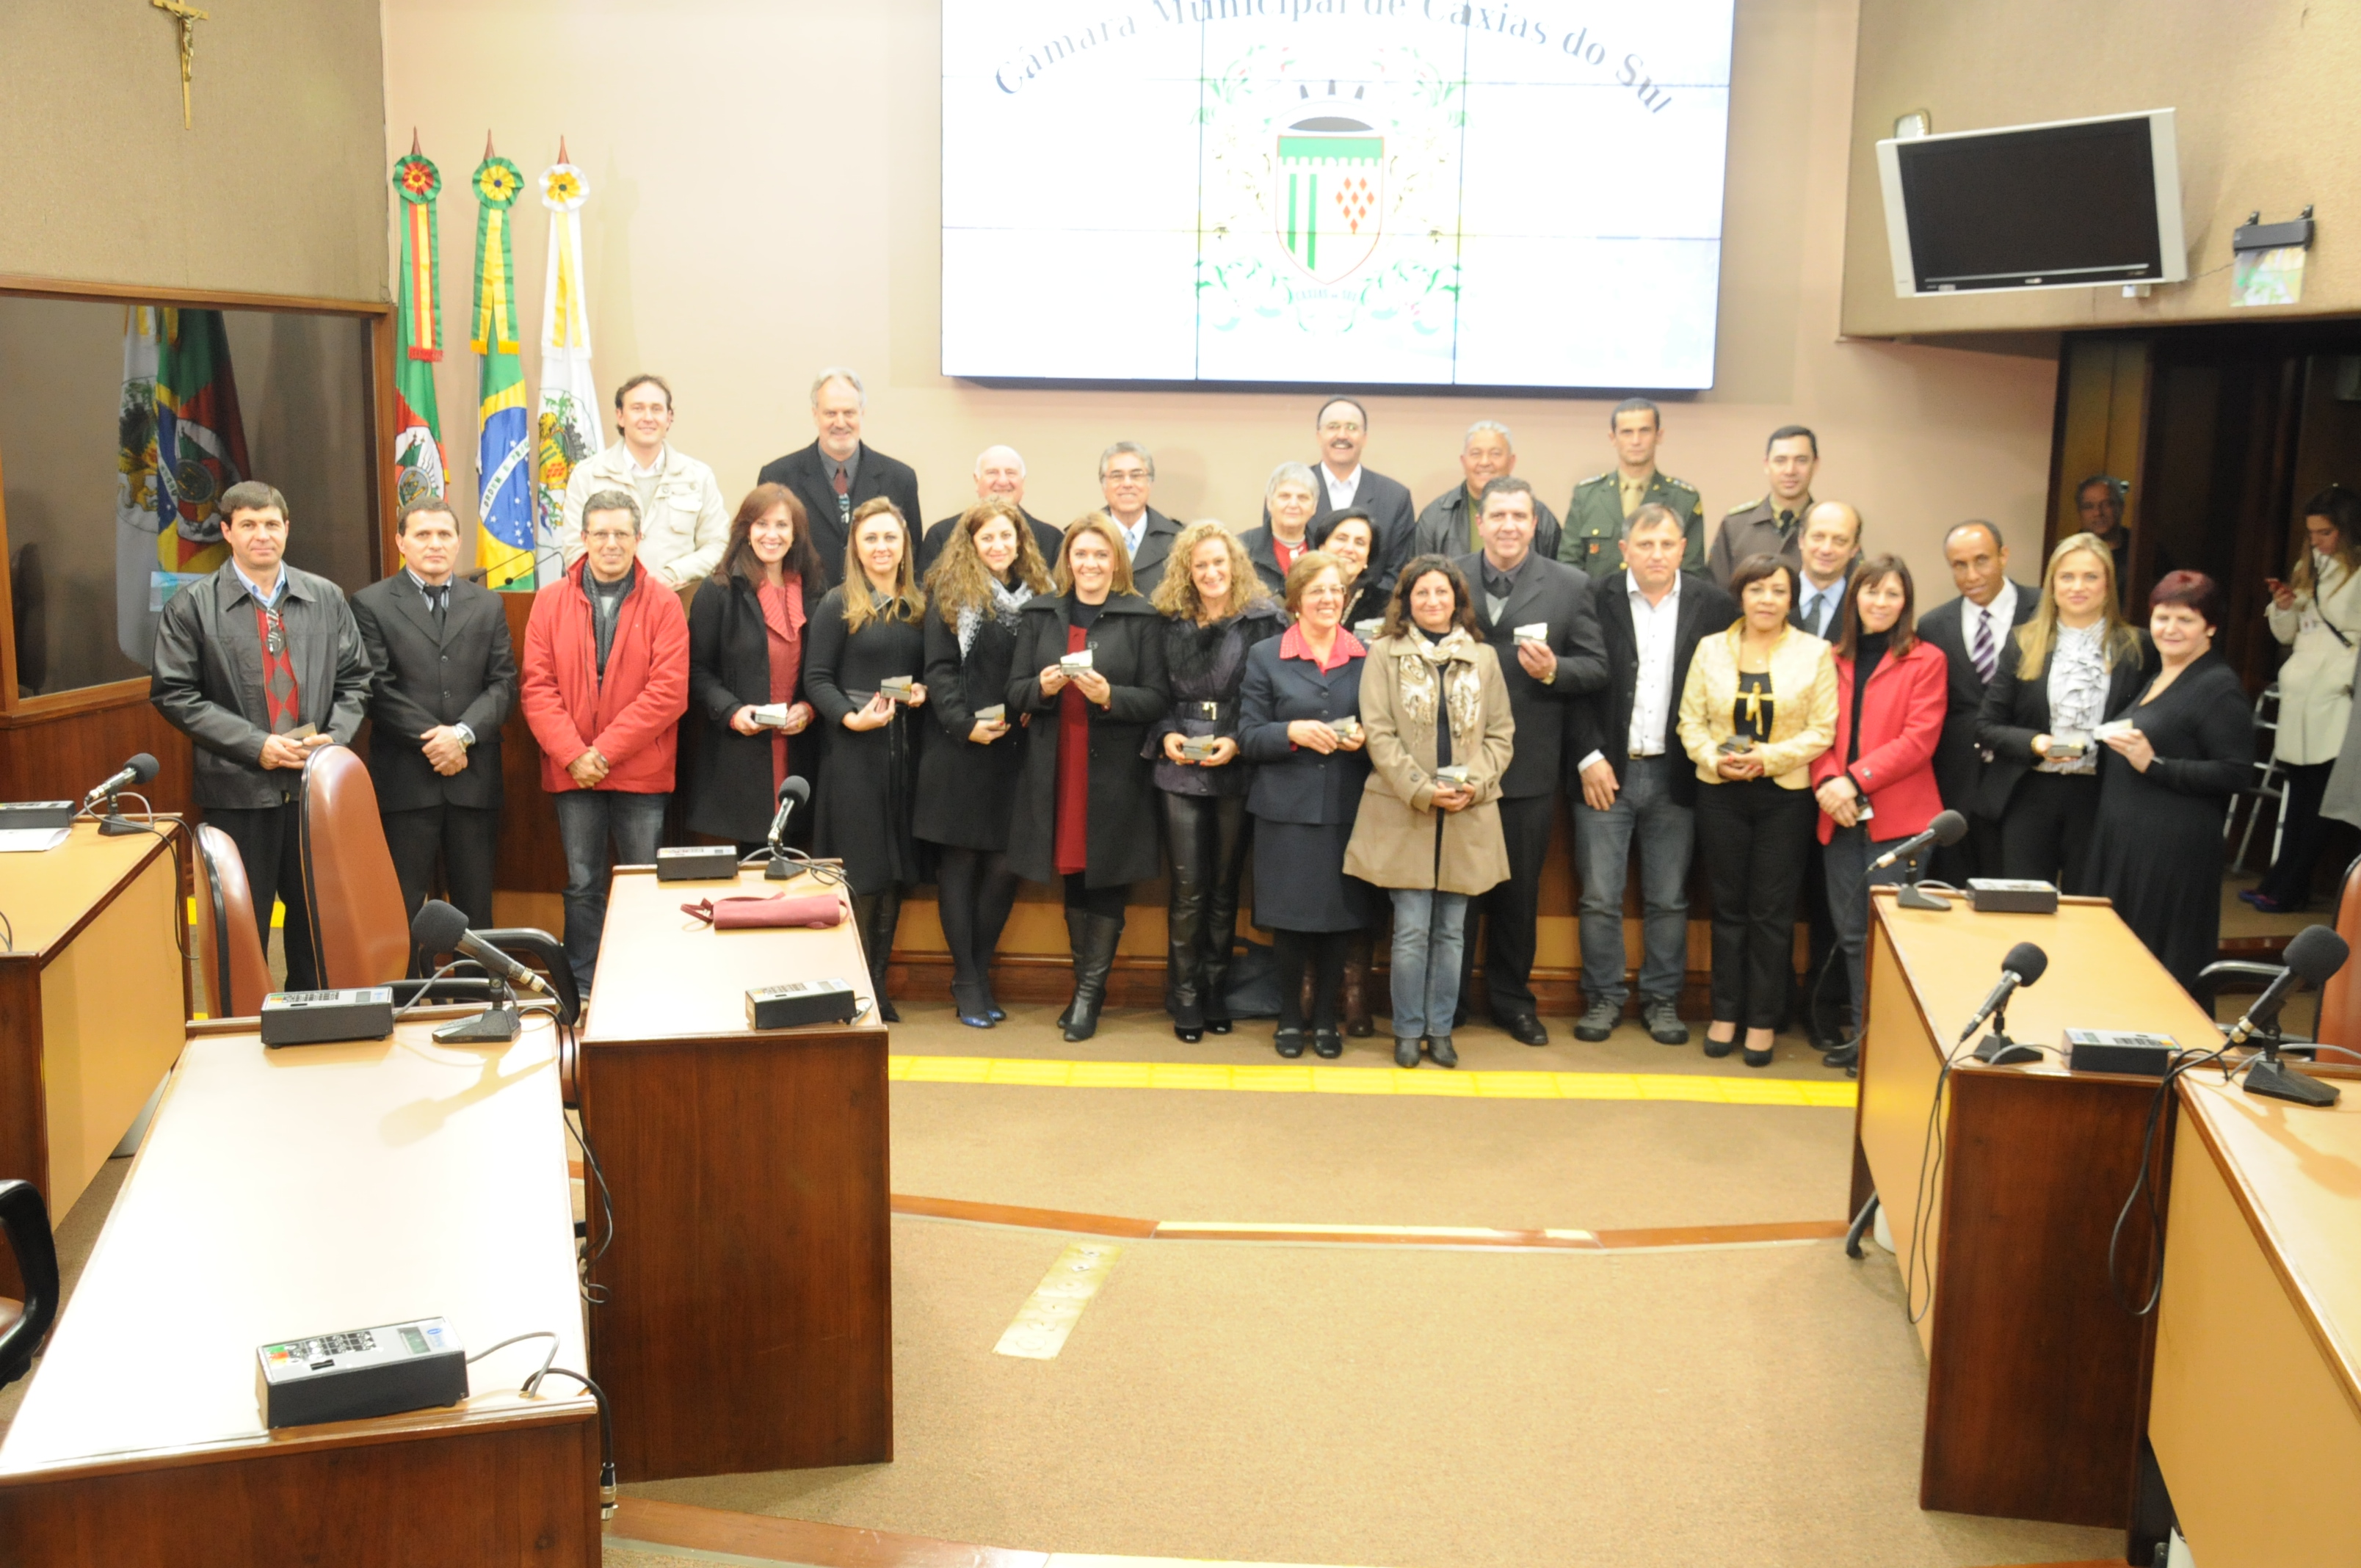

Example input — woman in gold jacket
[1677,553,1838,1067]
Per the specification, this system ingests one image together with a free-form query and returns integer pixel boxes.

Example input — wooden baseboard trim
[609,1495,1047,1566]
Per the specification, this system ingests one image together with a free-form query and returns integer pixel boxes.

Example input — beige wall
[0,0,388,301]
[1844,0,2361,337]
[385,0,2058,589]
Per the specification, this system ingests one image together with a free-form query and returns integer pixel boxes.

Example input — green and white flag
[533,158,602,551]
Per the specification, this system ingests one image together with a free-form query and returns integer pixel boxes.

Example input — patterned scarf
[957,576,1034,656]
[1393,628,1485,748]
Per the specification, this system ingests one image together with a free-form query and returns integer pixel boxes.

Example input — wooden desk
[2146,1071,2361,1567]
[0,1015,598,1567]
[0,820,185,1296]
[580,864,891,1481]
[1853,890,2219,1529]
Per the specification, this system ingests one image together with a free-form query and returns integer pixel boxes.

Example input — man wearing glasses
[150,479,373,991]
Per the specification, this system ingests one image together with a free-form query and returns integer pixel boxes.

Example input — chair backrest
[297,744,411,990]
[195,823,274,1017]
[0,1179,58,1389]
[2313,852,2361,1049]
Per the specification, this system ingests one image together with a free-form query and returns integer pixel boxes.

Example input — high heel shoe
[951,981,995,1030]
[1741,1031,1775,1069]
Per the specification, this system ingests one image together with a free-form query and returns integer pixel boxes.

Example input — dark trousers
[937,846,1020,995]
[1274,929,1347,1030]
[1999,770,2100,892]
[381,803,501,974]
[1796,826,1842,1042]
[1694,779,1817,1029]
[2258,761,2336,906]
[1161,793,1249,1020]
[1460,793,1555,1019]
[206,801,318,992]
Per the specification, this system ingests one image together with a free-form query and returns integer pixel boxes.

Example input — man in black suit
[755,367,923,587]
[917,444,1063,575]
[1916,519,2034,885]
[1099,440,1182,593]
[1567,504,1736,1045]
[1452,476,1609,1045]
[1297,396,1418,592]
[351,497,519,967]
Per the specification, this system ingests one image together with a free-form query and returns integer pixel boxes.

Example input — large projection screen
[942,1,1736,390]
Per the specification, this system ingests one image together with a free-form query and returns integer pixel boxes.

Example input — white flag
[534,160,603,559]
[114,308,164,667]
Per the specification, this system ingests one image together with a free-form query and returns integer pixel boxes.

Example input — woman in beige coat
[1678,553,1838,1067]
[1346,554,1515,1069]
[2250,485,2361,912]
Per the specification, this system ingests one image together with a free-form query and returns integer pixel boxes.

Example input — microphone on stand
[412,900,555,999]
[1872,808,1968,872]
[85,752,161,836]
[1964,941,2048,1064]
[2234,924,2347,1107]
[764,777,811,881]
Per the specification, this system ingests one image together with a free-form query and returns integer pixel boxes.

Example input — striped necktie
[1971,606,1996,683]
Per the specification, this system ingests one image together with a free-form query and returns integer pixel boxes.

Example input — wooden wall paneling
[369,312,400,575]
[0,689,196,816]
[0,277,395,319]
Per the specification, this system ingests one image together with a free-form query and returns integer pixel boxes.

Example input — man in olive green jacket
[1557,397,1705,580]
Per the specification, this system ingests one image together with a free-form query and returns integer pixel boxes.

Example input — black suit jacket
[1298,467,1418,595]
[1454,550,1609,799]
[1568,570,1736,808]
[1973,625,2154,821]
[1120,507,1185,595]
[917,508,1063,578]
[755,440,924,589]
[1788,568,1854,638]
[1916,584,2036,820]
[349,573,517,813]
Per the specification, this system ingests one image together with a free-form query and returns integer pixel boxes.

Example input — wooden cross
[151,0,210,128]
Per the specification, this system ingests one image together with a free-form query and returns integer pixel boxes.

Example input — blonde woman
[1147,521,1285,1041]
[806,496,928,1020]
[2249,486,2361,911]
[1007,513,1172,1041]
[1678,554,1838,1067]
[918,500,1055,1026]
[1974,529,2150,891]
[1345,555,1515,1070]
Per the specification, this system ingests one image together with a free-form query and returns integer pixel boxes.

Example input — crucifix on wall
[151,0,210,128]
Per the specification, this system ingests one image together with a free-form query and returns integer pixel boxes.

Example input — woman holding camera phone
[1974,531,2150,893]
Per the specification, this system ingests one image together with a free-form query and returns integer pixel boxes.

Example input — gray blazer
[149,562,373,808]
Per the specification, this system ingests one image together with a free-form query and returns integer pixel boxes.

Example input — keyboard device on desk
[0,800,75,831]
[656,845,743,882]
[2065,1029,2180,1076]
[257,1317,465,1427]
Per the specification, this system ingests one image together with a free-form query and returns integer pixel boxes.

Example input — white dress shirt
[1577,573,1683,773]
[1322,463,1362,511]
[1114,511,1148,558]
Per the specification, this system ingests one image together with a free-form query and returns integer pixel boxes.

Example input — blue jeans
[1389,888,1470,1041]
[1822,821,1921,1036]
[551,789,668,992]
[1573,755,1694,1008]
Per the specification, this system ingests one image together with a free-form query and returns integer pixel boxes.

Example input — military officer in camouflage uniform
[1556,398,1705,580]
[1706,425,1820,586]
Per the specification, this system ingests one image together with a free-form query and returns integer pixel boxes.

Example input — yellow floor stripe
[888,1055,1856,1108]
[995,1240,1123,1360]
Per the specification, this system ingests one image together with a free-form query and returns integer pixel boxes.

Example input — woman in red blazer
[1810,554,1947,1070]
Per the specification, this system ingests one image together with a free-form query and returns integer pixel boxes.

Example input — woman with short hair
[1147,521,1285,1042]
[805,496,929,1021]
[918,499,1056,1026]
[1241,462,1322,597]
[1007,513,1172,1041]
[1345,554,1515,1070]
[686,484,824,853]
[2248,485,2361,911]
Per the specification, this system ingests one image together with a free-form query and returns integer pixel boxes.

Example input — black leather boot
[1064,911,1124,1042]
[1056,907,1086,1031]
[854,890,902,1023]
[1167,880,1206,1042]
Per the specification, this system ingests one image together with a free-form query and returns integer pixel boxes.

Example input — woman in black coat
[806,496,929,1020]
[1319,509,1391,636]
[1007,512,1172,1042]
[1975,531,2150,893]
[2086,571,2255,990]
[686,484,824,850]
[918,499,1056,1028]
[1146,521,1286,1042]
[1239,550,1371,1059]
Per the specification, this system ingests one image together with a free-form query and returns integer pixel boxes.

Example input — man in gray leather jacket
[150,480,373,990]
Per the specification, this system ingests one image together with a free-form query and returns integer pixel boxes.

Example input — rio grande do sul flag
[534,156,603,547]
[470,150,536,590]
[116,307,242,664]
[391,147,447,508]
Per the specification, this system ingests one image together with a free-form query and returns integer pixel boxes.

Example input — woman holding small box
[686,484,824,854]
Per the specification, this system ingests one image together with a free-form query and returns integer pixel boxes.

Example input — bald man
[1788,501,1860,639]
[917,444,1065,574]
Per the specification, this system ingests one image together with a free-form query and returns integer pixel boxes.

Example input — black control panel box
[0,801,76,830]
[2065,1029,2180,1077]
[260,987,396,1047]
[656,845,742,882]
[257,1317,466,1428]
[747,978,863,1030]
[1967,879,2061,914]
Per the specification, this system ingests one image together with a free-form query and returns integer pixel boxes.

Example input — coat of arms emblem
[1275,103,1382,284]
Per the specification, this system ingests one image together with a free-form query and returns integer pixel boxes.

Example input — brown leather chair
[195,822,274,1016]
[296,744,413,990]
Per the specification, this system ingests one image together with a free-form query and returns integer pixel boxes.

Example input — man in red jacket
[521,489,691,993]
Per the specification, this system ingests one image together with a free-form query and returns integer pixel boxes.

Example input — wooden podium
[2146,1070,2361,1567]
[1853,889,2220,1530]
[579,864,891,1481]
[0,1015,599,1567]
[0,820,186,1296]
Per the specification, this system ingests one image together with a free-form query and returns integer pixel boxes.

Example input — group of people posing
[150,367,2330,1075]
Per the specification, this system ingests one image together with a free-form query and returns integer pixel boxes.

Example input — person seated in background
[1301,396,1418,592]
[683,484,822,857]
[1559,399,1702,580]
[917,445,1063,575]
[2246,485,2361,912]
[150,479,372,993]
[1241,462,1321,597]
[554,373,730,591]
[1915,520,2034,886]
[2076,474,2133,590]
[1415,420,1562,564]
[1810,556,1946,1072]
[1677,553,1836,1068]
[756,368,924,587]
[351,496,518,970]
[1098,440,1182,593]
[521,489,691,995]
[2086,571,2253,990]
[1147,523,1285,1043]
[1568,503,1734,1049]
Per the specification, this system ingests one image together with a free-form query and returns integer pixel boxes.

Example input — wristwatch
[454,723,476,748]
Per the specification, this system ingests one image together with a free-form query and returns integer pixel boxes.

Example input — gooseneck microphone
[412,900,554,998]
[1871,808,1968,873]
[2228,923,2349,1048]
[1962,941,2048,1064]
[83,752,160,809]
